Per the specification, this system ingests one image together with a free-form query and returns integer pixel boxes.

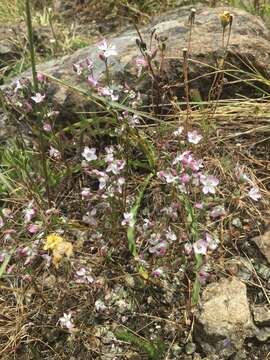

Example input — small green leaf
[138,266,149,280]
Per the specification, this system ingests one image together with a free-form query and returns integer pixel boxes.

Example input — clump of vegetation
[0,1,270,358]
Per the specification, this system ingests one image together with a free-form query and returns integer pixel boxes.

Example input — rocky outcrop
[252,224,270,264]
[5,5,270,111]
[194,277,254,358]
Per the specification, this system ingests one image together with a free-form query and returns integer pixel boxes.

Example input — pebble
[185,342,196,355]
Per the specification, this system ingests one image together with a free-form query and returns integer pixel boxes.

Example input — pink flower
[248,187,261,201]
[75,267,94,284]
[117,177,125,193]
[90,170,109,190]
[85,57,94,70]
[200,175,219,194]
[37,73,47,82]
[28,223,40,234]
[97,39,117,58]
[0,252,6,262]
[43,123,52,132]
[136,57,147,67]
[59,313,74,330]
[82,147,97,162]
[24,208,36,223]
[149,241,169,255]
[193,239,208,255]
[194,202,203,209]
[49,146,61,160]
[184,243,193,255]
[180,173,190,184]
[152,268,165,277]
[98,86,119,101]
[187,130,202,144]
[210,205,226,218]
[31,93,45,103]
[157,170,177,184]
[149,233,161,245]
[173,150,193,166]
[190,159,203,172]
[121,212,134,226]
[17,246,30,257]
[88,75,98,87]
[7,265,15,274]
[165,229,177,242]
[199,268,209,285]
[104,146,114,163]
[2,208,13,219]
[81,187,92,199]
[135,56,147,76]
[106,160,126,175]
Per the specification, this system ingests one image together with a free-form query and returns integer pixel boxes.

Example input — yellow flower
[220,11,231,29]
[44,233,73,268]
[44,234,64,250]
[52,241,73,267]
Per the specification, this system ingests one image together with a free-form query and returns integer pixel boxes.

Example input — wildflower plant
[0,6,269,358]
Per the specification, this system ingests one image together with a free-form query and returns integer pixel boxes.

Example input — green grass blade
[127,173,153,257]
[0,248,15,279]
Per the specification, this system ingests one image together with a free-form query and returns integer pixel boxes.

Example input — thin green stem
[25,0,38,92]
[25,0,51,207]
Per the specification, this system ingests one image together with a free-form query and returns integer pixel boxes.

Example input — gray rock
[252,226,270,264]
[253,305,270,327]
[194,277,254,358]
[253,326,270,342]
[185,342,196,355]
[4,5,270,113]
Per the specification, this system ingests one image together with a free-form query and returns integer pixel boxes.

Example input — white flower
[187,130,202,144]
[31,93,45,103]
[205,233,219,251]
[95,299,107,311]
[59,313,74,330]
[24,208,36,223]
[81,187,92,199]
[106,160,126,175]
[248,187,261,201]
[104,146,114,163]
[98,86,119,101]
[14,80,23,93]
[165,229,177,242]
[82,208,97,226]
[173,127,184,137]
[91,170,109,190]
[200,175,219,195]
[157,171,177,184]
[121,212,134,226]
[193,239,207,255]
[97,39,117,57]
[117,177,125,193]
[49,146,61,160]
[82,147,97,162]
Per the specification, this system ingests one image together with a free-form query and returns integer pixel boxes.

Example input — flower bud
[220,11,231,29]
